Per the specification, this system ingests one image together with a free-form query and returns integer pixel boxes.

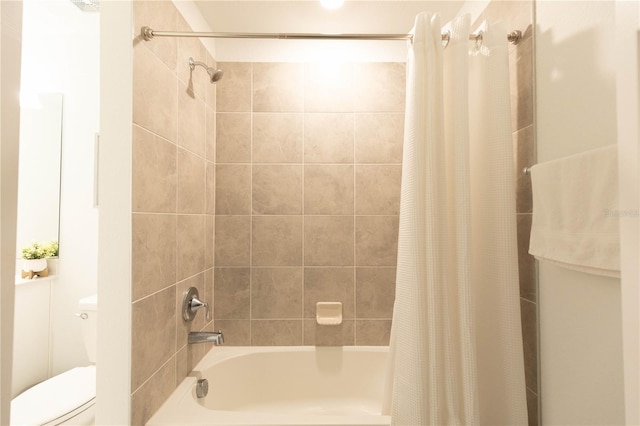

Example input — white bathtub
[148,346,391,426]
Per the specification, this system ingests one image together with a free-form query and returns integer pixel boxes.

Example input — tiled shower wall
[128,2,536,424]
[212,3,537,422]
[476,1,538,425]
[212,62,405,346]
[130,1,217,424]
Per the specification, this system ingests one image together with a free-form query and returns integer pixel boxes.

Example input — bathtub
[147,346,391,426]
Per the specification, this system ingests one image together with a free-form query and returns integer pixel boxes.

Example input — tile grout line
[131,352,177,397]
[173,63,180,372]
[249,62,254,345]
[353,86,358,345]
[212,91,217,333]
[301,64,307,345]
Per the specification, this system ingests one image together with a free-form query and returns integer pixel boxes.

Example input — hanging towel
[529,145,620,277]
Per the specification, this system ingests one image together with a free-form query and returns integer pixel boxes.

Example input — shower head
[189,57,224,84]
[207,68,224,83]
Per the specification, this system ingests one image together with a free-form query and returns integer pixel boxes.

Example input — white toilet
[11,295,97,426]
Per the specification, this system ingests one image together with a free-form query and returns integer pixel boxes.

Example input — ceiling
[195,1,464,33]
[192,1,469,62]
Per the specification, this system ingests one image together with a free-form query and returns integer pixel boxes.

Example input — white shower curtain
[383,12,528,425]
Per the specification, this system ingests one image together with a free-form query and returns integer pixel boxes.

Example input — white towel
[529,145,620,277]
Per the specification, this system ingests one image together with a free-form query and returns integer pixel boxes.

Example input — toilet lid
[11,365,96,426]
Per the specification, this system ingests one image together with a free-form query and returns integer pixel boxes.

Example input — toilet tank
[78,295,97,364]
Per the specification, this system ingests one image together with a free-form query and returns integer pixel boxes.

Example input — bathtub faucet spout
[188,330,224,345]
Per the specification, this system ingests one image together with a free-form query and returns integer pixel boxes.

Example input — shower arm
[189,57,207,71]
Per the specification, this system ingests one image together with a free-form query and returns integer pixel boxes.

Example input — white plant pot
[22,258,47,273]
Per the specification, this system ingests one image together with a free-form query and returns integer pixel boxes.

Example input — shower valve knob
[182,287,211,322]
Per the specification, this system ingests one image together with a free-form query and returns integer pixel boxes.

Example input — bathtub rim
[147,345,391,426]
[191,345,389,376]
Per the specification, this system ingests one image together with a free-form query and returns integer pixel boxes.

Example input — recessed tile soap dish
[316,302,342,325]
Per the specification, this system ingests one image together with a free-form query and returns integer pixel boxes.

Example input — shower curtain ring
[442,30,451,48]
[474,31,484,49]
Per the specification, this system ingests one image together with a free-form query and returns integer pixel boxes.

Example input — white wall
[20,0,99,375]
[535,1,625,424]
[0,1,23,423]
[615,1,640,423]
[97,0,132,423]
[195,1,463,62]
[11,278,54,397]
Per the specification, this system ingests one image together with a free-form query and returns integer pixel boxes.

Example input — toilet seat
[11,365,96,426]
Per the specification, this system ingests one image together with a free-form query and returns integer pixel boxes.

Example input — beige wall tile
[252,216,303,266]
[303,267,355,318]
[216,62,252,112]
[356,267,396,319]
[526,389,539,426]
[304,113,354,163]
[253,63,304,112]
[214,216,251,266]
[251,268,303,319]
[205,162,215,215]
[355,216,399,266]
[355,113,404,164]
[205,215,215,270]
[521,298,538,394]
[214,268,250,319]
[131,356,176,426]
[509,37,534,131]
[177,215,205,280]
[355,165,402,215]
[304,63,354,112]
[206,106,216,162]
[177,148,205,214]
[205,53,217,109]
[216,113,251,163]
[215,164,251,215]
[354,63,405,112]
[304,216,354,266]
[176,273,206,349]
[252,165,303,215]
[303,320,355,346]
[517,214,536,302]
[132,125,176,213]
[132,286,176,391]
[176,15,207,99]
[212,320,250,345]
[251,320,303,345]
[175,342,204,387]
[177,82,206,157]
[304,165,354,215]
[133,43,177,142]
[132,214,177,301]
[355,320,391,346]
[514,125,534,213]
[133,1,177,71]
[252,113,303,163]
[204,268,214,320]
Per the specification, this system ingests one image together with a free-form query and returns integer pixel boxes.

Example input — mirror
[16,93,63,257]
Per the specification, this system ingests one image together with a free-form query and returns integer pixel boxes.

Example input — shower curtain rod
[140,26,523,45]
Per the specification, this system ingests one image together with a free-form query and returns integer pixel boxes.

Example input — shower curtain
[382,12,528,425]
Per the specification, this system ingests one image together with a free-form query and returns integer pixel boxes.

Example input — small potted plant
[21,240,58,279]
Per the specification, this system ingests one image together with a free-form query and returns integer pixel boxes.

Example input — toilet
[11,295,97,426]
